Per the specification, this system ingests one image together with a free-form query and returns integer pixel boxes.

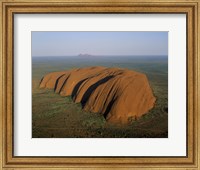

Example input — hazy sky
[32,31,168,56]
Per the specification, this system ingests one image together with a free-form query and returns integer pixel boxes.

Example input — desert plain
[32,55,168,138]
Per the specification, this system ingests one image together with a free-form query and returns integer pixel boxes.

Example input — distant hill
[78,54,93,57]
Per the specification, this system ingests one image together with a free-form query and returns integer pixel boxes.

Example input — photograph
[32,31,168,138]
[2,0,199,168]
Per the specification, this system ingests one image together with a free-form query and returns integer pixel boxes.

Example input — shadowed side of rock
[39,66,156,124]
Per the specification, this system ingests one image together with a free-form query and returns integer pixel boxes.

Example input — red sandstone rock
[40,66,156,124]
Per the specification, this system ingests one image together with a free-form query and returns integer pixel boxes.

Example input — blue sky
[32,31,168,56]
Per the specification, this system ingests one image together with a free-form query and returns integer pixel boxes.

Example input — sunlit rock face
[40,66,156,124]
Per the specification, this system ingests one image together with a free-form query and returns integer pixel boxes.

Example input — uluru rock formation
[39,67,156,124]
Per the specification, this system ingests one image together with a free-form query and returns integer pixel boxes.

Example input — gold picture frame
[0,0,199,169]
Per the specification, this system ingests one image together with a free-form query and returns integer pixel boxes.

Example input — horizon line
[32,54,168,57]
